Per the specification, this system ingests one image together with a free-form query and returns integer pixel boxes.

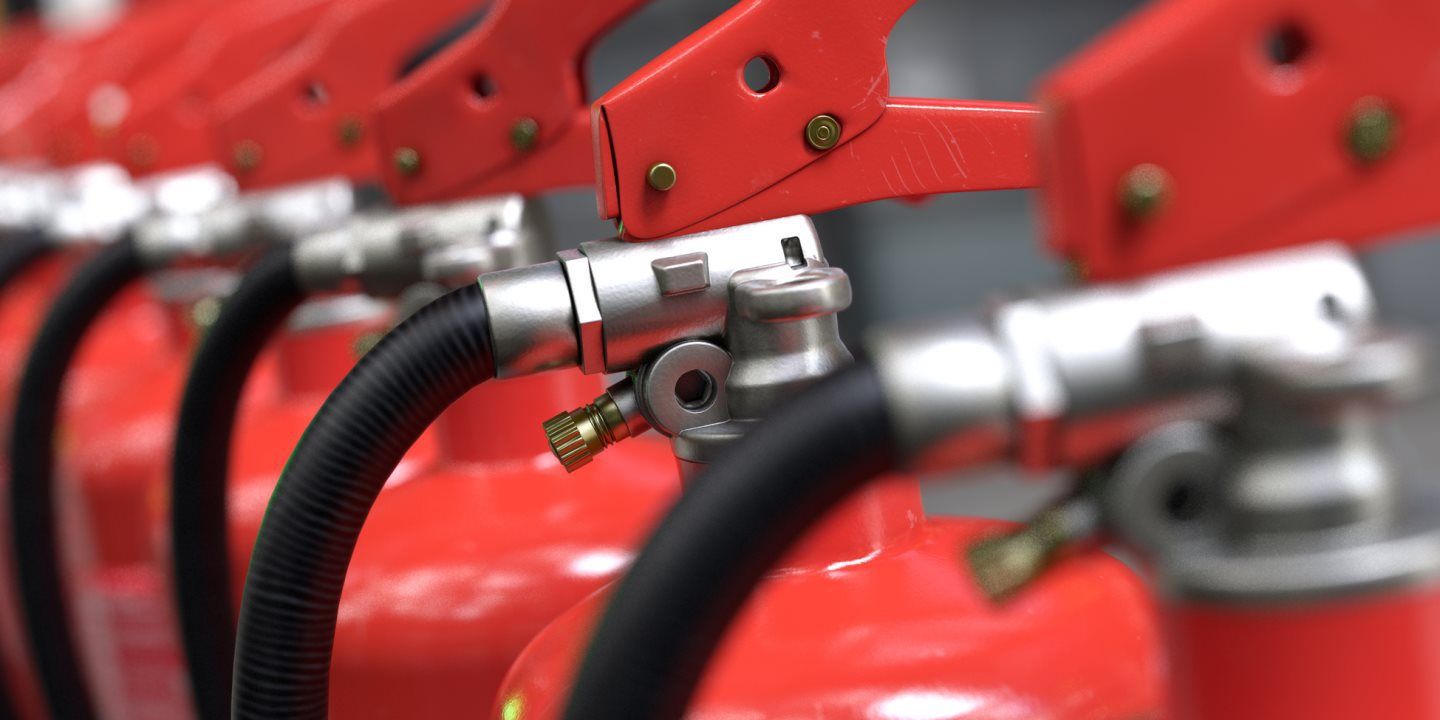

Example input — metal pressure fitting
[46,162,155,244]
[0,166,64,231]
[868,242,1377,473]
[480,214,824,378]
[541,378,650,472]
[291,193,546,297]
[133,174,358,269]
[495,216,853,472]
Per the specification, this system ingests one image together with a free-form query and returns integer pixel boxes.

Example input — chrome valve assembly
[476,215,855,471]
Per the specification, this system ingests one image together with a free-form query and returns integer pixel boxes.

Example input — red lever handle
[592,0,1040,240]
[1039,0,1440,280]
[212,0,487,191]
[371,0,653,205]
[107,0,338,177]
[0,20,47,90]
[30,0,230,166]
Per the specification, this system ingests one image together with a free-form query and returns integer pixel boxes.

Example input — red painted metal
[104,0,339,177]
[1163,587,1440,720]
[54,276,267,720]
[500,488,1161,719]
[1037,0,1440,280]
[371,0,651,205]
[0,28,110,160]
[0,20,47,89]
[589,0,1040,240]
[210,0,489,191]
[42,0,231,167]
[220,357,679,717]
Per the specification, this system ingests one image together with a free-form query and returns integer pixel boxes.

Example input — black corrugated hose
[8,235,146,720]
[232,282,495,719]
[0,228,53,720]
[170,246,305,720]
[562,363,898,720]
[0,229,50,292]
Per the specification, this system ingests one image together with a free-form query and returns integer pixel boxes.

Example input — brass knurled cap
[543,407,605,473]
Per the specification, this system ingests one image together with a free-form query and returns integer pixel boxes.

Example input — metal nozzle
[542,378,650,473]
[967,499,1099,603]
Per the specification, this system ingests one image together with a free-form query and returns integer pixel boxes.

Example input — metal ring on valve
[635,340,732,436]
[1101,421,1226,555]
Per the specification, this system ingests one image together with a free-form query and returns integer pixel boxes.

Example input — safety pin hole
[743,56,780,94]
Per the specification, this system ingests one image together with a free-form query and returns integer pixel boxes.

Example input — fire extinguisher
[992,1,1440,717]
[556,0,1440,718]
[552,243,1405,720]
[167,2,685,718]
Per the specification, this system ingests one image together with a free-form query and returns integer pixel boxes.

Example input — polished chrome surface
[480,260,580,377]
[868,318,1015,472]
[578,215,824,372]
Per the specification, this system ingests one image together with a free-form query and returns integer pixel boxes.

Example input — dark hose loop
[563,363,897,720]
[232,283,496,719]
[8,235,145,720]
[0,229,48,720]
[170,246,305,720]
[0,229,51,292]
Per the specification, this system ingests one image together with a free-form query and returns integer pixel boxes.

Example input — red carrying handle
[592,0,1040,240]
[104,0,339,177]
[211,0,488,191]
[1038,0,1440,280]
[371,0,656,205]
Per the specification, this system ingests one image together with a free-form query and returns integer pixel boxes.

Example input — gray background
[534,0,1440,520]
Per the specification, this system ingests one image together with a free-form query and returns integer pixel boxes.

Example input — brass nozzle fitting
[542,378,649,473]
[967,500,1096,603]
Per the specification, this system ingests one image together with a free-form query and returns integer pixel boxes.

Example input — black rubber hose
[232,282,495,719]
[0,228,58,720]
[170,246,305,720]
[8,235,145,720]
[563,363,897,720]
[0,229,51,292]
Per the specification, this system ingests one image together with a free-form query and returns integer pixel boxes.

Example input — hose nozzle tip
[543,383,648,474]
[543,407,605,473]
[967,511,1069,603]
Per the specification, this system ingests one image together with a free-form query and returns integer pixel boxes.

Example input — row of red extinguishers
[0,0,1434,719]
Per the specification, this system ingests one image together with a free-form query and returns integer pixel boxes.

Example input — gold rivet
[805,114,841,151]
[1346,97,1397,164]
[1117,163,1170,221]
[189,297,222,331]
[510,117,539,152]
[127,134,158,170]
[232,140,262,172]
[337,116,364,147]
[647,162,677,192]
[394,146,422,176]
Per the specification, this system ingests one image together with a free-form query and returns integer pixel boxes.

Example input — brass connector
[542,379,649,473]
[966,508,1071,603]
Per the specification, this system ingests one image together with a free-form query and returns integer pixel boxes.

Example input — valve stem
[543,378,650,472]
[967,496,1099,602]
